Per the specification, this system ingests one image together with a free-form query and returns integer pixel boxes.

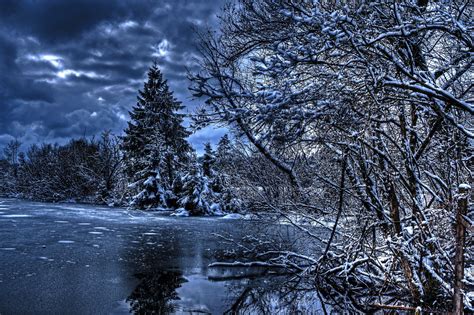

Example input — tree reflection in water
[220,274,376,314]
[126,268,372,314]
[126,270,187,315]
[123,224,372,314]
[222,277,328,314]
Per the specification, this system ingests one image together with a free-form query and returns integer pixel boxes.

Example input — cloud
[188,126,229,155]
[0,0,226,151]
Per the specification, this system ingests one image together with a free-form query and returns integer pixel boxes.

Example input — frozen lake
[0,198,333,314]
[0,198,268,314]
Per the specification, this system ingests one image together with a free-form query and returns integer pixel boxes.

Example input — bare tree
[191,0,473,311]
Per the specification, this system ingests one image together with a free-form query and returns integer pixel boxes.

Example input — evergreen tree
[212,172,242,213]
[201,142,215,178]
[178,163,211,216]
[122,63,192,209]
[216,134,231,160]
[213,136,243,213]
[215,134,233,174]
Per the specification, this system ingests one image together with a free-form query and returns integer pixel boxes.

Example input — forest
[0,0,472,312]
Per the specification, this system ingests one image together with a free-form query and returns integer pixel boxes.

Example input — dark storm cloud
[0,0,226,151]
[0,0,155,42]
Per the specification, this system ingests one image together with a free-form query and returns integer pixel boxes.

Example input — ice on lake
[1,214,32,218]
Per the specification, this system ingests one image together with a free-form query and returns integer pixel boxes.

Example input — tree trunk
[453,184,470,314]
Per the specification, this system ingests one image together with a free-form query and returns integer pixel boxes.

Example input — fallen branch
[370,304,426,314]
[209,261,289,268]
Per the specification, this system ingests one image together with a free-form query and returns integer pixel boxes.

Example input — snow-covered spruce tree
[172,142,242,216]
[202,141,242,214]
[122,63,192,209]
[177,163,213,216]
[211,172,242,213]
[211,137,244,213]
[201,142,215,178]
[215,134,233,174]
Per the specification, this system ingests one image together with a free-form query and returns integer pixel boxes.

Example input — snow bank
[170,208,190,217]
[221,213,244,220]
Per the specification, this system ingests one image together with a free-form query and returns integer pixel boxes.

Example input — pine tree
[122,63,192,209]
[202,142,215,178]
[216,134,231,160]
[213,173,241,213]
[215,134,233,174]
[213,135,242,213]
[178,163,211,216]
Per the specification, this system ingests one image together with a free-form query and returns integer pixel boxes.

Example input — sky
[0,0,227,154]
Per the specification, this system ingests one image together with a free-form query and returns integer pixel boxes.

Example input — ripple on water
[1,214,33,218]
[58,240,75,244]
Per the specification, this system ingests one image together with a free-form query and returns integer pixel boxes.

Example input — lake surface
[0,198,329,314]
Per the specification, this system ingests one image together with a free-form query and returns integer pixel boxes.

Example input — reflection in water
[125,267,360,314]
[221,273,397,314]
[222,276,331,314]
[121,219,366,314]
[127,270,187,314]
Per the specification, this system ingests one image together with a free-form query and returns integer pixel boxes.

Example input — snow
[154,207,171,211]
[459,183,471,190]
[221,213,244,220]
[209,203,225,216]
[209,261,287,268]
[170,208,190,217]
[143,176,155,187]
[467,298,474,311]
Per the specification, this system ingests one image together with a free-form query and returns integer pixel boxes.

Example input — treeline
[0,132,123,204]
[0,129,274,214]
